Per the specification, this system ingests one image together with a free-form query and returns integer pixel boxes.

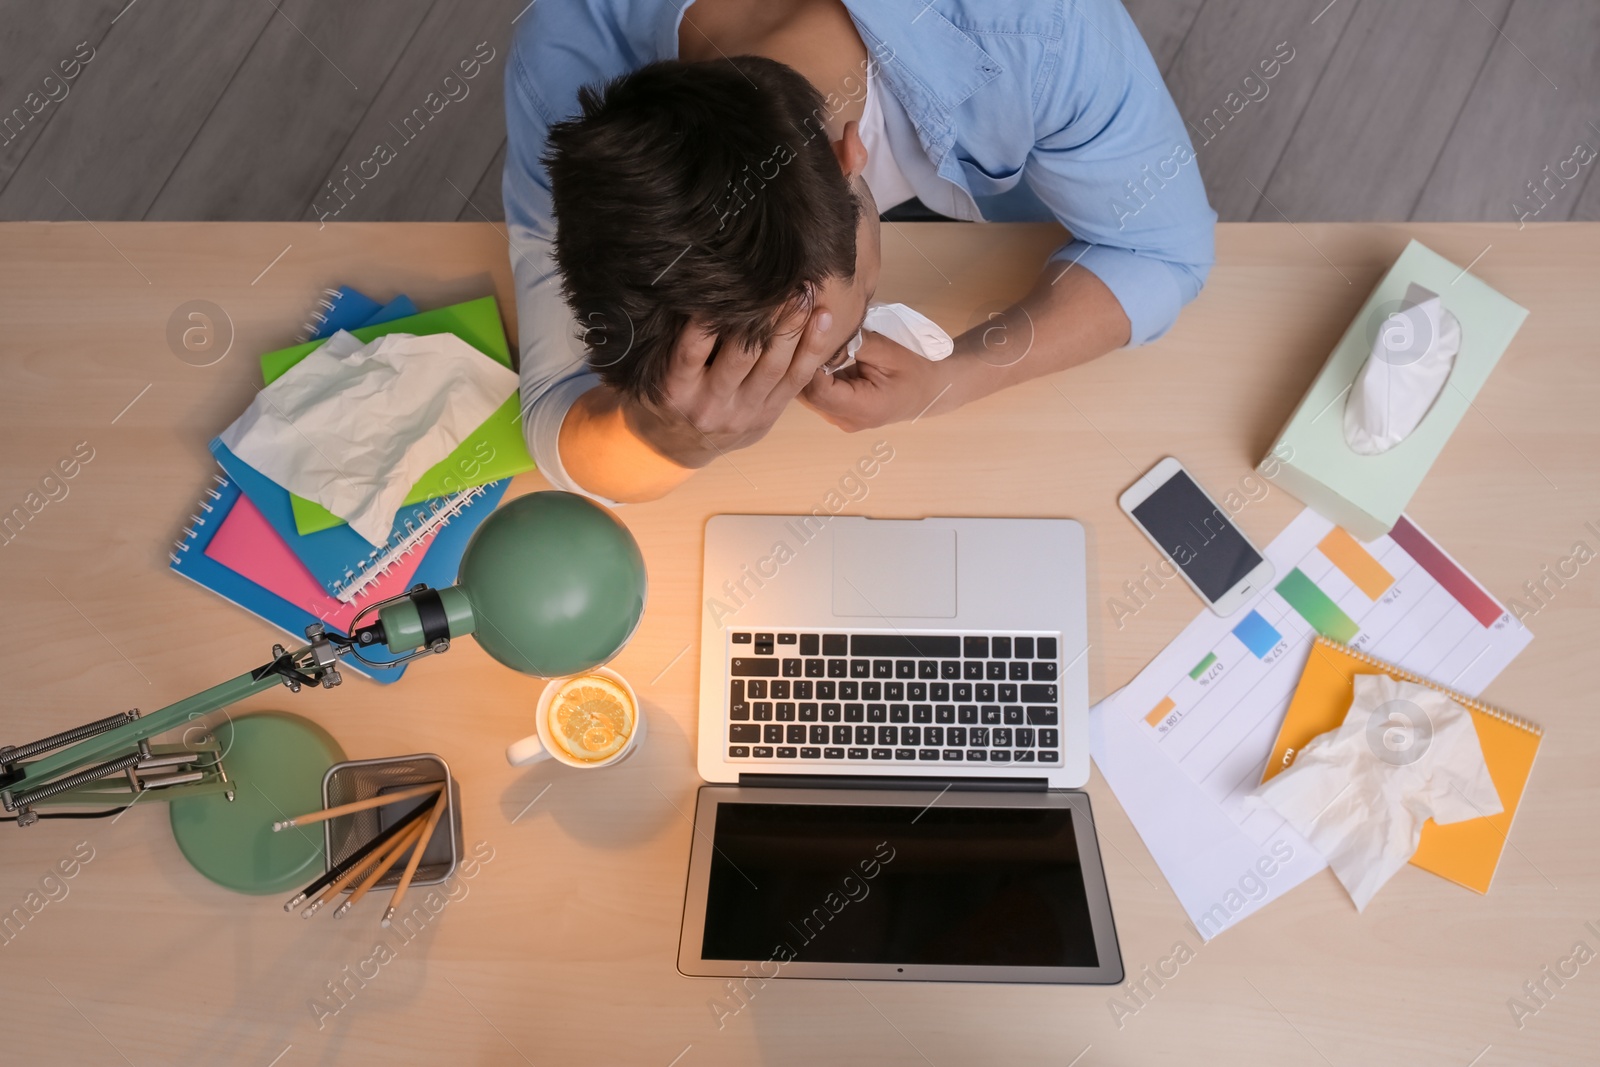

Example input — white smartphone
[1118,457,1275,617]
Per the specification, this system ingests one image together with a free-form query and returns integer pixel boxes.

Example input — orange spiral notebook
[1261,637,1541,894]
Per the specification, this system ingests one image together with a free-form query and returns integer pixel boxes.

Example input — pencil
[273,782,441,831]
[381,787,450,928]
[333,817,428,919]
[303,815,426,918]
[280,797,433,912]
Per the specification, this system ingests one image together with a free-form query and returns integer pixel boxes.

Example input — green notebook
[259,295,534,536]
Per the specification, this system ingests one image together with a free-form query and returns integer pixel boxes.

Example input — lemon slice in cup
[549,675,635,762]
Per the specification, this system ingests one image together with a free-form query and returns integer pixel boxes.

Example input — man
[504,0,1215,503]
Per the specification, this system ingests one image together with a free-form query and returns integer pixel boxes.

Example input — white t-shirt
[856,65,981,221]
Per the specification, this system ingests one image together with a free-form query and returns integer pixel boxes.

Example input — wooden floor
[0,0,1596,223]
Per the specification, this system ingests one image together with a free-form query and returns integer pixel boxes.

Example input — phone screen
[1131,470,1264,603]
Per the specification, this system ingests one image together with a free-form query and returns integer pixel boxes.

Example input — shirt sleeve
[502,17,617,504]
[1022,0,1217,346]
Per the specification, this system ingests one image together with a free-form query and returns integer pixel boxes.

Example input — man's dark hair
[544,55,860,403]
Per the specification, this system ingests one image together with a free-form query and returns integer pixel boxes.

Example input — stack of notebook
[170,288,533,683]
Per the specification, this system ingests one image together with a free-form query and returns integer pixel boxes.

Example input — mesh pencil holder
[321,754,462,891]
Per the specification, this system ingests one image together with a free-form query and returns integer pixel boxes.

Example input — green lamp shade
[456,491,647,677]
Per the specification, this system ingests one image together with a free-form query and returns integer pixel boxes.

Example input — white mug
[506,667,645,769]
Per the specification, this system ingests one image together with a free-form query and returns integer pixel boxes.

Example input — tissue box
[1259,240,1528,540]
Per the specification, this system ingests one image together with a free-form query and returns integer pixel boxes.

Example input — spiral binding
[169,475,229,564]
[294,288,344,343]
[329,483,490,603]
[1313,636,1542,736]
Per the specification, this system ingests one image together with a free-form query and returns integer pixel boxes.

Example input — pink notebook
[204,492,433,632]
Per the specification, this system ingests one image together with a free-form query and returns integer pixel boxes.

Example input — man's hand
[801,330,953,432]
[622,304,836,468]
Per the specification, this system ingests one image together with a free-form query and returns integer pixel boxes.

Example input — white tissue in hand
[1249,674,1501,911]
[219,330,517,545]
[1343,283,1461,455]
[842,302,954,367]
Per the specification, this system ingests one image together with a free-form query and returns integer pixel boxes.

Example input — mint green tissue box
[1259,240,1528,540]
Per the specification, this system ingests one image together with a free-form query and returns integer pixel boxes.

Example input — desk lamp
[1,492,647,838]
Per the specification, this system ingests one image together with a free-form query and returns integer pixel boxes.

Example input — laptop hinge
[737,773,1047,792]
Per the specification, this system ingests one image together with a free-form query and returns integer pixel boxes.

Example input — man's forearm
[940,263,1132,408]
[557,386,699,503]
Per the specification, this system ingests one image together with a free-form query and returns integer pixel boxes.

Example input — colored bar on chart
[1189,652,1218,680]
[1144,696,1176,728]
[1389,515,1504,627]
[1318,527,1394,600]
[1275,569,1360,643]
[1231,610,1282,658]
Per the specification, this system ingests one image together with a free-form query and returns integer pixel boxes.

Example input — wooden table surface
[1,222,1595,1066]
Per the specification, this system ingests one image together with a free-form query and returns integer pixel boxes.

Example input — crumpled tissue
[219,330,517,545]
[829,302,953,374]
[1249,673,1502,910]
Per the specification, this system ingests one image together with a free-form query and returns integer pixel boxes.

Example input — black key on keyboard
[986,662,1005,680]
[786,725,805,744]
[747,680,766,699]
[992,750,1012,763]
[963,662,984,680]
[828,659,847,677]
[778,633,797,645]
[1009,662,1029,680]
[977,683,995,701]
[832,726,851,745]
[805,659,825,677]
[1016,728,1035,747]
[871,748,892,760]
[840,682,859,699]
[770,680,789,699]
[776,703,795,721]
[851,634,961,657]
[894,748,915,760]
[777,746,797,759]
[948,727,967,746]
[850,660,871,678]
[730,724,759,742]
[970,727,989,746]
[941,660,961,679]
[1015,750,1035,762]
[993,728,1012,746]
[822,703,842,722]
[845,704,864,722]
[756,631,773,647]
[981,706,1001,724]
[890,704,910,723]
[992,636,1011,658]
[809,725,828,744]
[999,683,1017,702]
[918,749,939,760]
[872,659,893,678]
[953,683,972,701]
[1021,684,1057,703]
[763,725,782,743]
[958,705,978,724]
[1004,706,1024,725]
[942,749,964,761]
[754,746,773,758]
[801,747,821,759]
[1040,728,1059,747]
[1032,661,1058,681]
[913,704,933,723]
[918,660,938,679]
[878,726,897,745]
[1027,707,1059,726]
[1037,636,1058,659]
[867,704,887,723]
[794,681,812,699]
[782,659,802,677]
[855,726,874,745]
[968,750,988,762]
[823,634,848,655]
[1015,637,1034,659]
[1040,751,1059,763]
[732,658,779,676]
[964,636,988,658]
[895,660,915,679]
[935,705,955,724]
[824,747,845,759]
[848,748,869,760]
[730,703,750,721]
[799,634,819,655]
[730,679,744,701]
[925,727,944,746]
[799,703,818,721]
[729,746,750,758]
[817,682,836,699]
[902,726,921,745]
[732,632,752,644]
[863,682,882,700]
[753,702,773,721]
[906,682,926,701]
[884,683,904,700]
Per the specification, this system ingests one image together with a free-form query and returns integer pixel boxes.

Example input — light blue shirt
[505,0,1217,495]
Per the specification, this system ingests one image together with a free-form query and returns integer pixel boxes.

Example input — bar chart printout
[1098,508,1532,933]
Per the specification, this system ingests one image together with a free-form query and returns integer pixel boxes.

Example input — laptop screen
[700,801,1100,968]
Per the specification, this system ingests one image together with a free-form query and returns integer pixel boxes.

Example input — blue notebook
[169,477,408,683]
[297,286,417,342]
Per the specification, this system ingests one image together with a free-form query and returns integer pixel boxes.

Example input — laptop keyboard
[725,632,1062,768]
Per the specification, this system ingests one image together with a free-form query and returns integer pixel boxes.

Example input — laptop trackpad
[832,522,956,618]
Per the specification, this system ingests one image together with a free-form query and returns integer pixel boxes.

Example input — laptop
[680,515,1122,984]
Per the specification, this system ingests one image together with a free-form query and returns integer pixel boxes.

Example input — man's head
[544,55,880,402]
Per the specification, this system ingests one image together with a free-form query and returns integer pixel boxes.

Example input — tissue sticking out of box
[1343,283,1461,456]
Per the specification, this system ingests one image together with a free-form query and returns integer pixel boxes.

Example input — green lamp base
[169,711,345,895]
